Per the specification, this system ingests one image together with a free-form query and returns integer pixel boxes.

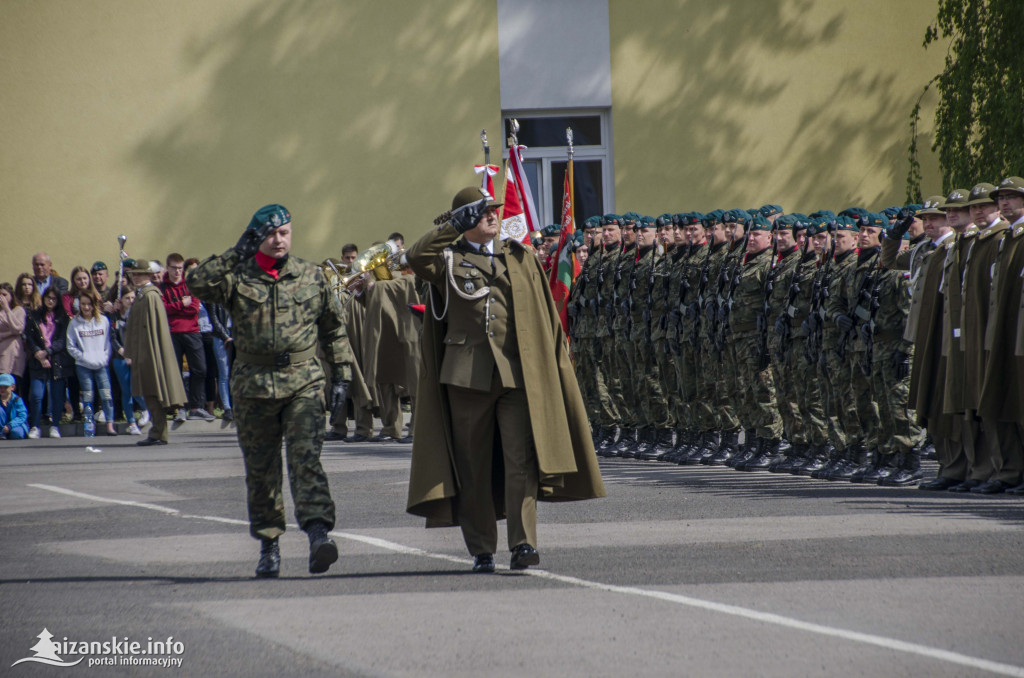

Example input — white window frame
[501,108,614,224]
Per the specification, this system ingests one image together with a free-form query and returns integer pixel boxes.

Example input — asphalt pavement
[2,421,1023,677]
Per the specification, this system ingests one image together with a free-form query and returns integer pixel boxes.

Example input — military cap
[120,258,137,271]
[90,261,107,273]
[990,176,1024,200]
[601,213,623,226]
[917,195,946,216]
[774,214,795,228]
[126,259,164,275]
[759,204,784,218]
[701,209,724,228]
[904,203,924,214]
[838,207,868,220]
[748,214,773,231]
[656,213,676,228]
[621,211,642,225]
[722,209,752,225]
[573,230,585,247]
[940,188,970,210]
[789,213,809,230]
[881,206,901,220]
[635,215,657,230]
[690,211,705,222]
[834,215,860,232]
[247,203,291,231]
[676,213,699,226]
[859,213,888,229]
[965,183,997,206]
[541,224,560,237]
[583,216,602,230]
[809,210,835,220]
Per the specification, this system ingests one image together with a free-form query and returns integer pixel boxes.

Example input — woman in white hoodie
[66,291,116,435]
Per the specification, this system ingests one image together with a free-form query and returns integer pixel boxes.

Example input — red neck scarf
[254,251,281,279]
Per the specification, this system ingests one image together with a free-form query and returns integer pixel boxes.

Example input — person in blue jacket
[0,373,29,439]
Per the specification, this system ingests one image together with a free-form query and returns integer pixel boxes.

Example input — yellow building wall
[1,0,948,280]
[0,0,502,279]
[608,0,946,215]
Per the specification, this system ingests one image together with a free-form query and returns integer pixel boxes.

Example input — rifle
[806,221,836,366]
[855,250,883,376]
[755,233,780,370]
[777,237,810,363]
[691,239,715,346]
[715,229,750,357]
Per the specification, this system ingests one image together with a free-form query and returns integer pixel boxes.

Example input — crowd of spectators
[0,251,234,440]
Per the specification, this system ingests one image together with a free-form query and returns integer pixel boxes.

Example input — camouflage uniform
[700,238,736,434]
[648,231,680,453]
[675,234,711,437]
[822,246,858,456]
[611,240,639,448]
[569,241,599,426]
[188,248,353,540]
[767,240,802,446]
[629,240,666,448]
[595,240,622,434]
[784,237,828,453]
[843,247,882,454]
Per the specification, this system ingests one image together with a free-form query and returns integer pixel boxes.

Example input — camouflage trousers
[596,336,620,427]
[734,332,783,440]
[789,338,828,446]
[235,388,336,541]
[572,336,600,423]
[847,350,880,450]
[768,334,803,444]
[611,332,637,426]
[647,337,674,429]
[699,336,739,432]
[819,346,851,452]
[871,340,921,455]
[722,339,750,431]
[677,338,712,431]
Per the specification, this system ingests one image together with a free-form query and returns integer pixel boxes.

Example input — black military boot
[704,429,739,466]
[661,430,686,462]
[776,439,793,459]
[254,537,280,578]
[613,427,637,457]
[792,444,828,476]
[861,452,898,484]
[917,434,937,461]
[634,427,657,460]
[770,442,803,473]
[306,521,339,574]
[681,431,712,465]
[848,447,878,483]
[880,451,924,486]
[649,429,676,461]
[740,438,781,471]
[829,445,864,481]
[592,425,606,448]
[597,425,621,457]
[728,429,758,468]
[810,446,843,478]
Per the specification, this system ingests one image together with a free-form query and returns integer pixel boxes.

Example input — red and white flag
[549,160,580,335]
[500,145,540,244]
[474,163,500,199]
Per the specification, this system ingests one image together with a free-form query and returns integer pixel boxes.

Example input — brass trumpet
[323,240,406,302]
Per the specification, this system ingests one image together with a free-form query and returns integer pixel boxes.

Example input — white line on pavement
[27,482,1024,678]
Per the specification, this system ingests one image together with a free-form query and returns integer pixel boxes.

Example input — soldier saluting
[188,205,353,578]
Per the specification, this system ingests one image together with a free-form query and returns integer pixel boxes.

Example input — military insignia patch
[464,280,476,293]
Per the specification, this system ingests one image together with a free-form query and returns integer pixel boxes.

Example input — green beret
[91,261,107,272]
[809,210,835,220]
[656,213,675,228]
[904,203,923,214]
[602,213,623,226]
[636,215,657,230]
[120,258,137,271]
[701,209,724,227]
[774,214,796,228]
[583,216,602,229]
[789,213,809,230]
[759,204,784,218]
[722,209,752,226]
[621,211,642,225]
[541,224,560,237]
[248,204,291,231]
[573,231,585,246]
[748,214,773,231]
[838,207,868,220]
[834,215,860,232]
[859,213,888,229]
[881,206,900,220]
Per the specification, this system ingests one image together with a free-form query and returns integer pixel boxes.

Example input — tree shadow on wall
[131,0,498,258]
[609,0,937,212]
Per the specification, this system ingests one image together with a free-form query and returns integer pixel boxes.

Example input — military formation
[566,176,1024,495]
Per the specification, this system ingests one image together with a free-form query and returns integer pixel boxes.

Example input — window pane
[550,160,604,225]
[506,116,602,148]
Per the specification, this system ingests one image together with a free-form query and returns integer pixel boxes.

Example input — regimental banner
[500,145,539,244]
[549,158,579,335]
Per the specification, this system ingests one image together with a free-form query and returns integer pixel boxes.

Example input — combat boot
[829,445,865,481]
[616,427,640,457]
[596,425,621,457]
[798,444,832,476]
[917,434,937,461]
[648,429,676,461]
[739,438,781,471]
[879,451,923,486]
[861,452,898,484]
[306,521,339,574]
[681,431,715,465]
[634,427,657,460]
[254,538,280,578]
[661,430,687,463]
[810,445,842,478]
[592,425,606,448]
[703,429,739,466]
[770,442,804,473]
[728,429,758,468]
[848,447,879,483]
